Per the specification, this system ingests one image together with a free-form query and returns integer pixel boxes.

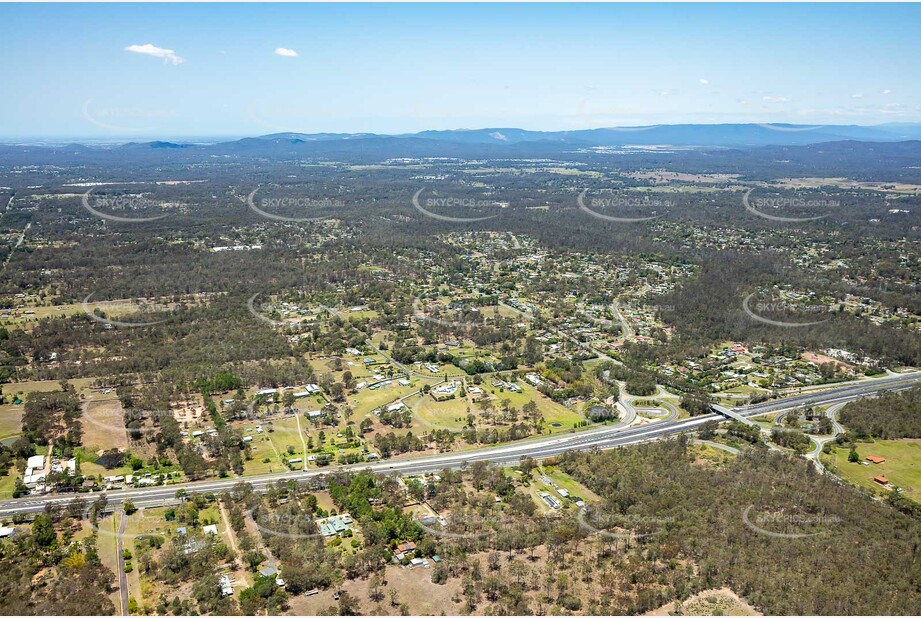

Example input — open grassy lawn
[242,434,287,476]
[198,506,221,526]
[95,513,122,613]
[344,309,378,321]
[826,439,921,502]
[124,506,181,538]
[307,356,336,376]
[492,303,523,320]
[235,416,312,476]
[493,383,584,431]
[241,449,286,476]
[537,465,601,503]
[5,297,188,333]
[657,397,689,420]
[292,395,327,413]
[437,363,469,377]
[265,416,306,460]
[81,399,130,452]
[412,361,467,378]
[0,305,79,330]
[314,353,386,381]
[582,357,609,374]
[123,507,185,611]
[2,377,96,396]
[0,470,20,499]
[308,352,393,380]
[347,382,419,418]
[413,395,471,431]
[756,411,783,423]
[5,298,149,324]
[0,404,23,440]
[411,381,583,435]
[721,384,763,396]
[121,515,148,611]
[78,454,133,479]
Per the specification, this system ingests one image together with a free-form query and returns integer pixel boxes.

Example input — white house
[219,574,233,597]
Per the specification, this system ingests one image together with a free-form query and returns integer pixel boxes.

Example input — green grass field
[413,381,585,434]
[347,382,419,418]
[95,512,123,612]
[494,383,584,430]
[0,471,20,499]
[537,465,601,502]
[241,448,286,476]
[265,417,306,461]
[826,440,921,502]
[245,431,288,474]
[432,363,469,377]
[413,395,470,431]
[1,299,160,331]
[0,404,23,440]
[123,507,187,610]
[79,459,133,479]
[2,377,96,397]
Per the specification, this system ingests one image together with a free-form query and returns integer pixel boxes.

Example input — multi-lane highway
[1,371,918,517]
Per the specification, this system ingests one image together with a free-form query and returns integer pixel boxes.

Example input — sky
[1,2,919,139]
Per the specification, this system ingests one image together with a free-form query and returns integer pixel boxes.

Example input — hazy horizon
[3,120,921,146]
[2,3,920,138]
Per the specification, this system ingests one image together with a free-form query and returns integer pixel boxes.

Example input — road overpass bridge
[710,403,756,426]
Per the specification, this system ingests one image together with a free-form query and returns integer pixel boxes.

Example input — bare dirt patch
[171,395,206,428]
[82,399,129,451]
[801,351,854,370]
[285,563,463,616]
[645,587,761,616]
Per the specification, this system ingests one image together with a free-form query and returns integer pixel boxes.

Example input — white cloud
[274,47,299,58]
[698,78,709,86]
[851,93,864,99]
[762,95,790,103]
[125,43,184,65]
[882,89,892,95]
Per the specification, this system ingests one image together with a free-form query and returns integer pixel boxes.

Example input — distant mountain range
[1,124,920,172]
[255,123,921,148]
[5,122,921,151]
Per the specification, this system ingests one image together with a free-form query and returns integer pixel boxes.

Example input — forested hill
[839,386,921,439]
[559,440,921,615]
